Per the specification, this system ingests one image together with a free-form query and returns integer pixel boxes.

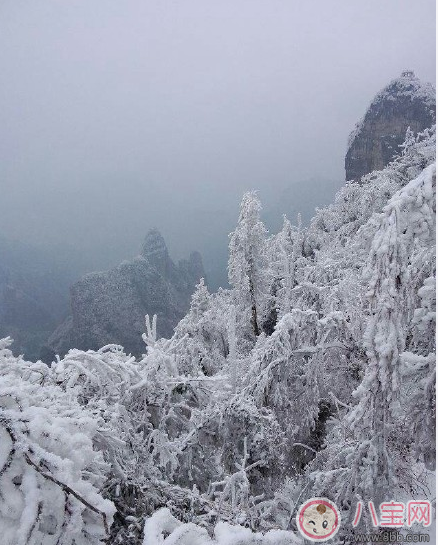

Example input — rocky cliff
[46,229,204,359]
[345,70,435,181]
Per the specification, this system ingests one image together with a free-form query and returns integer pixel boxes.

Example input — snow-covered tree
[228,191,269,338]
[399,126,415,156]
[306,161,436,538]
[347,163,435,505]
[268,215,304,320]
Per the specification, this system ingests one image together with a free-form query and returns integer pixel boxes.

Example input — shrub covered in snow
[0,338,115,545]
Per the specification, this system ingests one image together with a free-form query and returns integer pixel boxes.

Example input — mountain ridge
[44,229,205,360]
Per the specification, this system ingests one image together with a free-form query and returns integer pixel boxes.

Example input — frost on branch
[306,161,436,525]
[348,163,436,503]
[0,340,115,545]
[228,191,269,339]
[401,275,436,469]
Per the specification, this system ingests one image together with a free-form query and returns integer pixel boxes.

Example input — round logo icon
[296,497,340,541]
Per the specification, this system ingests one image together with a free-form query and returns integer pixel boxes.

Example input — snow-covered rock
[345,70,435,181]
[46,229,204,358]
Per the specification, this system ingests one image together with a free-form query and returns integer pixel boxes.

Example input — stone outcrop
[345,71,435,181]
[46,229,204,359]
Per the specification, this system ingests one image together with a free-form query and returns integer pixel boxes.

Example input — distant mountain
[45,229,205,359]
[0,237,84,360]
[346,70,435,181]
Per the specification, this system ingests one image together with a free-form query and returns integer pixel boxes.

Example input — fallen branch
[292,442,317,454]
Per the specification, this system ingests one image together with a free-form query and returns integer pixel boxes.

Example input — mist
[0,0,435,288]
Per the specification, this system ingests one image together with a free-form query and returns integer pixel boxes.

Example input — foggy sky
[0,0,435,287]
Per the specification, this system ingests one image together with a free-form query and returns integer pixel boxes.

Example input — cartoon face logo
[297,497,340,541]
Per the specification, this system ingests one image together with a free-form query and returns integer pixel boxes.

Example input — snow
[347,70,435,149]
[0,120,435,543]
[143,508,302,544]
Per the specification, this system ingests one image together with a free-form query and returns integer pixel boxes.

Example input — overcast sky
[0,0,435,286]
